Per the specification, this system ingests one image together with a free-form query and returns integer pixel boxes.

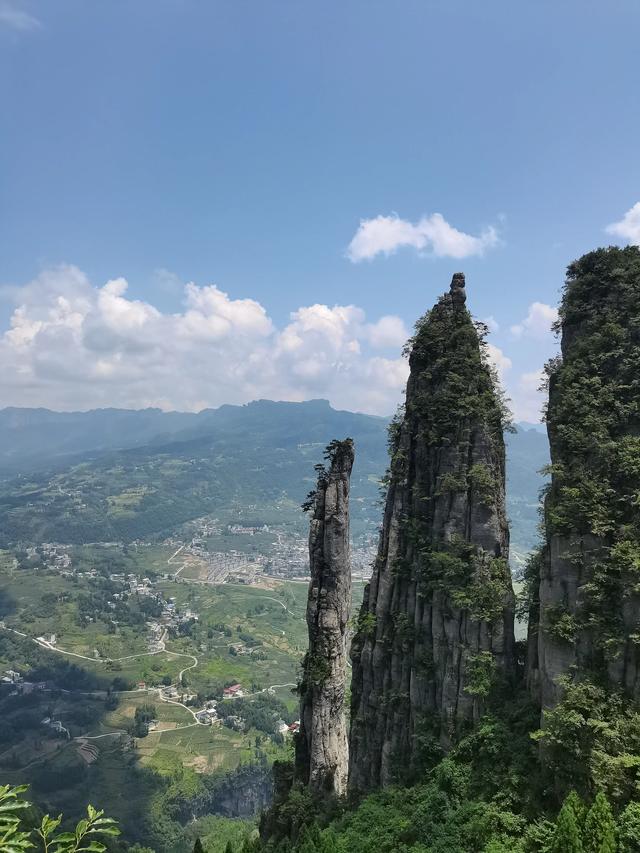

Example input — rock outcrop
[176,761,273,821]
[295,439,354,796]
[348,274,515,792]
[527,247,640,709]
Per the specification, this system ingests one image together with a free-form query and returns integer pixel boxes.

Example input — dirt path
[255,595,299,618]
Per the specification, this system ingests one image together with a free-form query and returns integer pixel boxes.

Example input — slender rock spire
[295,438,354,796]
[348,274,515,792]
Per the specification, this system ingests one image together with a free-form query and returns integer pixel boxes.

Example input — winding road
[1,549,303,742]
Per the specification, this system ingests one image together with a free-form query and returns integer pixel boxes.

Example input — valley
[0,534,366,850]
[0,400,548,851]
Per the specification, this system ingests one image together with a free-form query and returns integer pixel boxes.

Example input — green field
[0,545,369,849]
[0,539,371,851]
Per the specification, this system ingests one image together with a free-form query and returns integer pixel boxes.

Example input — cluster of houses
[43,547,72,572]
[2,668,22,685]
[160,683,197,704]
[144,595,199,653]
[109,572,155,595]
[179,543,266,586]
[1,669,48,694]
[26,544,72,573]
[267,532,308,579]
[161,596,199,627]
[195,700,219,725]
[193,684,243,726]
[227,524,271,536]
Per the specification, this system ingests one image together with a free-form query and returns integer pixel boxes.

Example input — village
[29,519,376,586]
[0,515,366,755]
[2,532,306,749]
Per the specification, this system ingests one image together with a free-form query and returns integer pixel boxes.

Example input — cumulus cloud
[479,349,547,424]
[365,315,409,348]
[0,265,410,416]
[509,369,546,423]
[485,343,512,381]
[0,1,40,30]
[510,302,558,339]
[606,202,640,245]
[477,339,551,424]
[346,213,498,262]
[1,265,565,423]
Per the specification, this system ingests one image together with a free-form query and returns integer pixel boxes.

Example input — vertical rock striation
[527,247,640,709]
[349,274,515,793]
[295,439,354,796]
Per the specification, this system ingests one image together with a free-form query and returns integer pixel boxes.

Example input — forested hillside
[0,401,387,545]
[0,400,547,560]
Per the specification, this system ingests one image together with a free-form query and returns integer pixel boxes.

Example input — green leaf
[75,818,89,837]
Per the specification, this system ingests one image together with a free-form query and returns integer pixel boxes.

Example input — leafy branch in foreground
[0,784,119,853]
[0,784,32,852]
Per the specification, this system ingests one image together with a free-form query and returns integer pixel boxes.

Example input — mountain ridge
[0,401,548,559]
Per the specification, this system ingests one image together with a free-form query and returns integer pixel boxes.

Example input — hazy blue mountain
[0,400,388,545]
[505,423,550,567]
[0,406,198,475]
[0,400,386,476]
[0,403,549,560]
[513,420,547,434]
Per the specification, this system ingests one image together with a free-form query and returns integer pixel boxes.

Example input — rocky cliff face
[348,274,515,792]
[295,439,354,796]
[527,247,640,709]
[177,761,273,821]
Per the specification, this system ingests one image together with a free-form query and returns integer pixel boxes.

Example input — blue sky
[1,0,639,418]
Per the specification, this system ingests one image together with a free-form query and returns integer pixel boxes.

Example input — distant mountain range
[0,405,217,475]
[0,401,548,562]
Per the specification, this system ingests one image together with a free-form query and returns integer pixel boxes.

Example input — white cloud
[365,315,409,348]
[484,344,547,422]
[0,1,40,30]
[0,265,410,416]
[482,315,499,333]
[154,268,184,295]
[606,202,640,245]
[510,302,558,339]
[1,265,567,424]
[509,369,546,423]
[346,213,498,262]
[485,343,512,381]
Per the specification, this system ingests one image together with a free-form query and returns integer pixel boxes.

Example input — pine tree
[583,792,617,853]
[551,795,583,853]
[296,825,321,853]
[618,802,640,853]
[193,839,205,853]
[565,790,588,833]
